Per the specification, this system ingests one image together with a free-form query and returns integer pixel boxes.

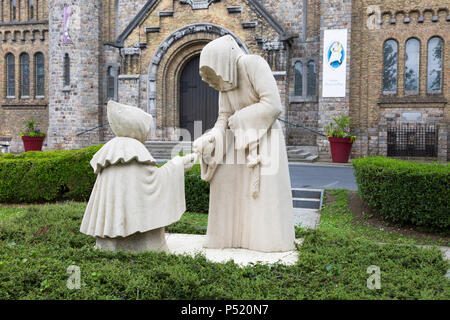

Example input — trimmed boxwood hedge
[0,147,210,213]
[352,156,449,233]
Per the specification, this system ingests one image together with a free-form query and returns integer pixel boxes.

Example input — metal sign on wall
[322,29,348,98]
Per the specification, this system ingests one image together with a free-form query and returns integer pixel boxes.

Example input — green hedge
[352,157,449,233]
[0,146,102,203]
[0,147,210,213]
[185,164,210,213]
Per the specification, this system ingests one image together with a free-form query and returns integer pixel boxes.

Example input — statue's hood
[107,100,153,143]
[199,35,245,92]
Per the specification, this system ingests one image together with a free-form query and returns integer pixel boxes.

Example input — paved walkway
[293,208,321,229]
[165,233,303,267]
[289,163,357,190]
[164,208,321,267]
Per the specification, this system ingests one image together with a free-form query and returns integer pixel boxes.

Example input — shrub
[184,164,210,213]
[352,157,449,233]
[0,146,210,212]
[0,146,102,203]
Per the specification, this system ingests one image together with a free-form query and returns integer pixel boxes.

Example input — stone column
[47,0,101,150]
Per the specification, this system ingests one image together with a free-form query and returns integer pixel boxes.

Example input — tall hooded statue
[193,35,295,252]
[80,101,195,252]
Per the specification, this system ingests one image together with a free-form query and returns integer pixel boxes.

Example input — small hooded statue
[80,100,195,253]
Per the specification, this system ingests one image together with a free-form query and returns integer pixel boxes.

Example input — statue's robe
[199,54,295,252]
[80,137,186,238]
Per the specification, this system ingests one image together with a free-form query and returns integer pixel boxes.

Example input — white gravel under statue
[80,100,195,253]
[193,35,295,252]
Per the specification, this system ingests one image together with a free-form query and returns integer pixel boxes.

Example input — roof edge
[111,0,290,48]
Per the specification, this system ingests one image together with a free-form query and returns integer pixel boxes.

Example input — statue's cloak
[80,100,186,238]
[80,137,186,238]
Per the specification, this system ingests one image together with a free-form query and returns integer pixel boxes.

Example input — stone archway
[147,23,249,140]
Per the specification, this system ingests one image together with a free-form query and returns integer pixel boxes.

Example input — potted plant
[325,116,356,163]
[20,120,46,152]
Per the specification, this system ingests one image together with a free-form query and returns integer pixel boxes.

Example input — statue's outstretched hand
[181,153,197,171]
[193,134,215,156]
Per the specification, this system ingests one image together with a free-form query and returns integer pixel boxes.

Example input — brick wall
[0,0,49,153]
[47,0,102,150]
[317,0,352,160]
[350,0,449,161]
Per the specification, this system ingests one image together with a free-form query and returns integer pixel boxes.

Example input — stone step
[292,188,322,199]
[291,188,324,210]
[293,198,321,210]
[286,146,318,163]
[289,152,311,159]
[289,155,318,163]
[145,141,192,159]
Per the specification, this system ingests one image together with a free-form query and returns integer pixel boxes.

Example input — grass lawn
[0,190,448,299]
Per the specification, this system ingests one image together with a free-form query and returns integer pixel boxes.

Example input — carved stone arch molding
[179,0,219,10]
[147,23,249,139]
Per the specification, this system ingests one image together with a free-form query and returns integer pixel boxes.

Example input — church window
[382,39,398,94]
[29,0,34,20]
[294,61,303,96]
[404,38,420,94]
[11,0,17,21]
[427,37,443,94]
[6,53,15,98]
[307,60,317,96]
[64,53,70,86]
[35,52,45,97]
[106,66,117,100]
[20,53,30,98]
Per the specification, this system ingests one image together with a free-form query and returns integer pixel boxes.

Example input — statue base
[95,227,168,253]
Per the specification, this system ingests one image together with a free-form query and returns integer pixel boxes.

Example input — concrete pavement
[289,162,357,190]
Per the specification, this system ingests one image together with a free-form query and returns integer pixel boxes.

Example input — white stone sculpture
[80,100,196,253]
[193,35,295,253]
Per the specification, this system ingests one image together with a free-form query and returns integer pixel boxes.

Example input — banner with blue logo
[322,29,348,98]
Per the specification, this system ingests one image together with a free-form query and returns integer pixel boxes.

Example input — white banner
[322,29,348,98]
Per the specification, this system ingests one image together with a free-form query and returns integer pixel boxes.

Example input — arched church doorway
[179,55,219,139]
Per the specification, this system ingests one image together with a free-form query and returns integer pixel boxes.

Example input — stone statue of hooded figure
[193,35,295,252]
[80,100,195,253]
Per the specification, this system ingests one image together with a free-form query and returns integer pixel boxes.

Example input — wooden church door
[179,55,219,140]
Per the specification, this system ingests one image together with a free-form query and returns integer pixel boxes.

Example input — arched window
[404,38,420,94]
[11,0,17,21]
[6,53,15,98]
[29,0,35,20]
[294,61,303,96]
[35,52,45,97]
[382,39,398,94]
[307,60,317,96]
[427,37,443,94]
[20,53,30,97]
[107,66,116,100]
[64,53,70,86]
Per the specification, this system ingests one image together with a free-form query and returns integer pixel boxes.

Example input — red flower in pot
[20,120,46,152]
[325,116,356,163]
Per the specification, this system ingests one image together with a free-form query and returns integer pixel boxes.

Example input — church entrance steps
[146,141,319,163]
[286,146,319,163]
[145,141,192,159]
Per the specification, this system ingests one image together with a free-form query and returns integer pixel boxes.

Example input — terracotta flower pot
[21,136,45,152]
[328,137,353,163]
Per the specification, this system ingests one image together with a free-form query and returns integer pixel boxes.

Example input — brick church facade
[0,0,449,161]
